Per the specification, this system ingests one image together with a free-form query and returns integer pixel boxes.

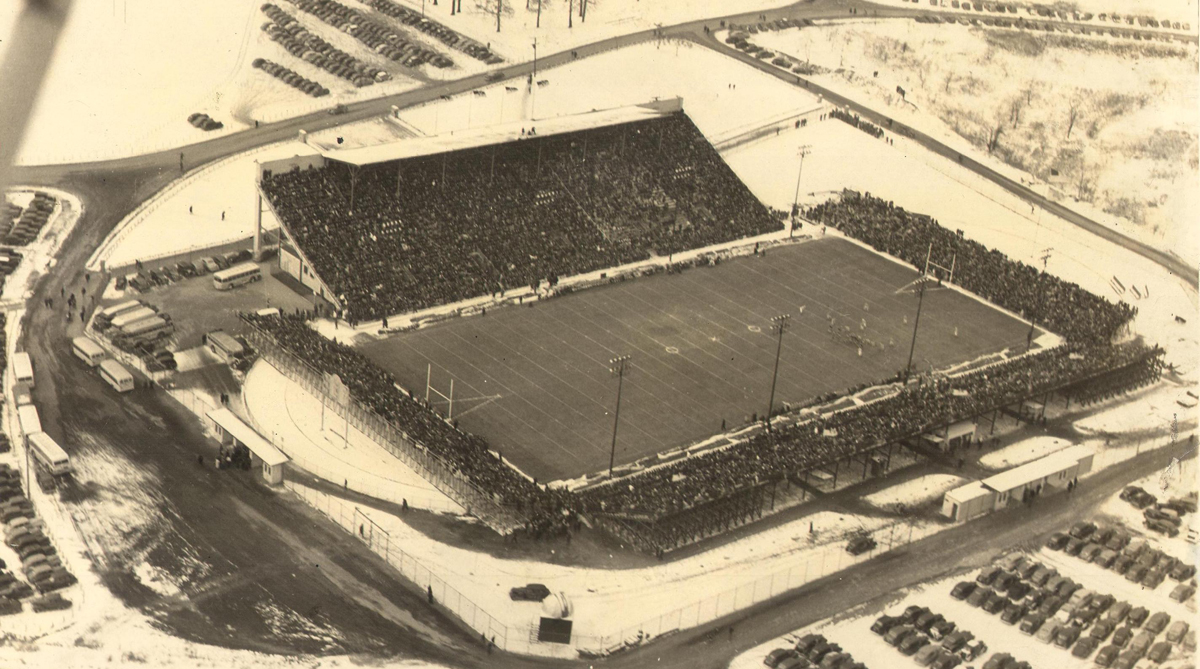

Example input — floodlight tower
[607,354,632,477]
[1027,249,1052,351]
[905,276,929,381]
[766,313,792,431]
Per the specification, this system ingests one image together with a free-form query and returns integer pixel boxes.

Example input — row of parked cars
[287,0,453,69]
[2,191,55,246]
[762,632,869,669]
[186,113,223,132]
[252,58,330,97]
[957,552,1194,667]
[1119,485,1195,537]
[871,604,990,668]
[362,0,502,63]
[1047,520,1196,599]
[261,4,391,87]
[0,463,77,616]
[118,248,253,295]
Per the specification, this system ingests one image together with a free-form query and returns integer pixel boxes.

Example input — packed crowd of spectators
[579,342,1163,518]
[241,312,576,534]
[806,194,1137,345]
[261,112,780,321]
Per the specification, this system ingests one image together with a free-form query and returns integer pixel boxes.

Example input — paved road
[7,0,1196,665]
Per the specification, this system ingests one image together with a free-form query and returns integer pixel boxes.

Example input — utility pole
[905,277,928,380]
[1027,248,1052,351]
[532,38,537,78]
[536,0,541,27]
[608,355,632,477]
[568,0,573,28]
[496,0,501,32]
[766,313,793,431]
[791,145,812,228]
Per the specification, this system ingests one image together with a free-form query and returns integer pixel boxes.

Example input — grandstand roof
[322,101,679,167]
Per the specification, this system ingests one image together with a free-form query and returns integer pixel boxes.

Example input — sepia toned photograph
[0,0,1195,667]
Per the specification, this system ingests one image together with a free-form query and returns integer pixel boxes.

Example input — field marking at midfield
[394,333,592,468]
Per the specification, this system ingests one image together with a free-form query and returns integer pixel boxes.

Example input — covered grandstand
[255,98,783,321]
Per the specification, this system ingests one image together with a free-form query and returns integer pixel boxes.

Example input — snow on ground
[385,0,793,64]
[241,361,464,513]
[293,480,941,652]
[863,474,968,508]
[869,0,1198,31]
[393,39,824,141]
[1097,457,1200,565]
[87,142,310,272]
[980,436,1074,469]
[0,187,84,305]
[746,20,1199,265]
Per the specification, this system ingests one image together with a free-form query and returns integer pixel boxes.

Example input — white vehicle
[27,432,71,476]
[17,404,41,436]
[13,382,33,406]
[98,359,135,392]
[212,262,261,290]
[117,316,174,345]
[205,330,245,362]
[97,300,142,321]
[110,306,158,330]
[72,336,107,367]
[12,351,33,387]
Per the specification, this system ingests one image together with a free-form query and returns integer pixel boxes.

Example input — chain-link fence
[286,481,513,651]
[245,329,523,532]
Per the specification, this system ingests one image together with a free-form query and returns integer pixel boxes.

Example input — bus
[213,262,261,290]
[205,330,245,362]
[98,359,135,392]
[12,351,33,387]
[110,306,158,330]
[97,300,142,321]
[27,432,71,476]
[13,382,32,406]
[72,336,107,367]
[17,404,41,436]
[118,316,174,344]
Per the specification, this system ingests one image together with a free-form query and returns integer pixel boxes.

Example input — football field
[360,237,1034,482]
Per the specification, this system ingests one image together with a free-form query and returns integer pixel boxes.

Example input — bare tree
[1009,96,1024,127]
[1066,97,1083,139]
[987,122,1004,154]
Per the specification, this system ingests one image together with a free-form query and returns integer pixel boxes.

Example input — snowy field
[3,0,797,165]
[746,21,1200,261]
[980,436,1075,469]
[869,0,1199,31]
[242,361,464,513]
[863,474,968,508]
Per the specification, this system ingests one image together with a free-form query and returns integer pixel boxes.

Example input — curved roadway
[6,0,1197,666]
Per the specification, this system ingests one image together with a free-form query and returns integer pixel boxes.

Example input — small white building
[942,445,1094,522]
[206,408,289,485]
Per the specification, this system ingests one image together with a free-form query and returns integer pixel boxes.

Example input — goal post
[425,363,455,420]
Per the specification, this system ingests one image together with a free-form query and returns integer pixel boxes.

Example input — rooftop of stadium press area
[256,98,783,322]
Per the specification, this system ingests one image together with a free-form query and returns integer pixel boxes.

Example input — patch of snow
[863,474,969,508]
[980,436,1073,469]
[133,560,183,599]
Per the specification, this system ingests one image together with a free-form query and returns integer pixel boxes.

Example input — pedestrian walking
[729,625,735,641]
[427,585,434,604]
[189,206,193,214]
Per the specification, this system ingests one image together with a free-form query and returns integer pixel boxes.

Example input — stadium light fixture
[607,354,632,477]
[765,313,792,432]
[791,145,812,225]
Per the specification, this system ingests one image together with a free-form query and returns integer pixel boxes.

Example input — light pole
[766,313,792,431]
[608,355,632,477]
[905,276,928,380]
[791,145,812,227]
[1027,249,1051,351]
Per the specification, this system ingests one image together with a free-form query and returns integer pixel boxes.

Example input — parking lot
[735,472,1197,669]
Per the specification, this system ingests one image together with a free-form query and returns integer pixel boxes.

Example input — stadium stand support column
[252,175,264,262]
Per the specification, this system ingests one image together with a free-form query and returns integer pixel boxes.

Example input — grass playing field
[359,237,1034,482]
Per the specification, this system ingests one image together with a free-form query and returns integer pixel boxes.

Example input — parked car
[959,639,987,661]
[929,619,956,640]
[983,591,1008,614]
[1128,631,1155,656]
[508,583,550,601]
[899,632,930,656]
[1170,583,1196,602]
[871,615,902,635]
[1093,644,1120,667]
[30,592,69,612]
[1054,623,1082,648]
[1035,618,1063,643]
[1094,549,1118,568]
[940,630,973,652]
[950,581,977,600]
[1111,626,1133,647]
[1019,612,1046,635]
[1065,538,1086,556]
[998,553,1026,571]
[1141,568,1168,589]
[929,649,961,669]
[967,587,991,607]
[846,535,876,555]
[1104,531,1130,551]
[1045,532,1069,550]
[913,644,941,666]
[1124,565,1148,583]
[1071,636,1098,658]
[1112,650,1140,669]
[977,566,1002,585]
[1145,611,1171,634]
[764,648,799,668]
[1080,543,1104,562]
[1166,620,1189,643]
[0,598,20,615]
[1170,562,1196,581]
[1005,581,1031,600]
[1069,521,1097,539]
[1017,561,1041,579]
[981,653,1013,669]
[794,634,824,655]
[886,624,916,646]
[901,605,929,624]
[915,611,944,633]
[1147,641,1172,663]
